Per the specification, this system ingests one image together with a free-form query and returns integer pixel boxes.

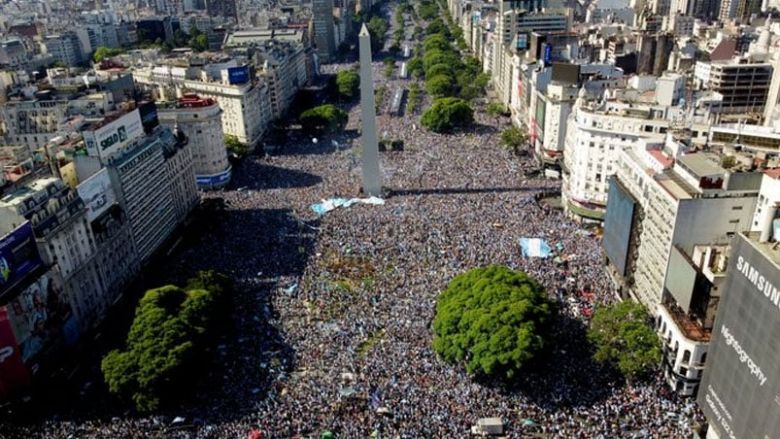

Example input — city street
[2,3,703,438]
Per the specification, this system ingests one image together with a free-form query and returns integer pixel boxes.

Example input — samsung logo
[736,256,780,309]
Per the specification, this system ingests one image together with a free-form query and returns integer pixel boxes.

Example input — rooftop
[677,152,725,178]
[743,231,780,266]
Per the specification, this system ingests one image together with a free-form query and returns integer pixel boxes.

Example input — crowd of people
[3,5,706,439]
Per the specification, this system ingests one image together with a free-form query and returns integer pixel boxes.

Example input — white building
[562,96,670,222]
[134,64,272,147]
[158,96,232,189]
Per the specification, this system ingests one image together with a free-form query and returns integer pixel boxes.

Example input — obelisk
[358,24,382,197]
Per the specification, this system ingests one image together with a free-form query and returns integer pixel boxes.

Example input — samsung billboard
[602,177,636,276]
[698,234,780,439]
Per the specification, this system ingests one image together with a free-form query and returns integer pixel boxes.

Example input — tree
[383,58,395,78]
[423,34,450,52]
[426,74,455,97]
[433,266,552,380]
[421,97,474,133]
[93,46,124,62]
[336,70,360,99]
[587,301,662,381]
[224,134,248,158]
[426,18,451,38]
[299,104,348,133]
[426,63,453,79]
[487,102,507,127]
[408,56,425,79]
[366,17,388,51]
[188,27,208,52]
[101,272,231,411]
[500,126,529,155]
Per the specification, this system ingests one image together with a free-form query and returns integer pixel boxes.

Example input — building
[133,64,272,147]
[255,40,310,120]
[697,227,780,439]
[694,58,772,121]
[313,0,336,63]
[44,33,85,67]
[1,90,116,151]
[603,148,761,311]
[162,127,199,224]
[76,169,139,310]
[562,97,670,222]
[158,95,231,189]
[655,241,727,396]
[102,126,180,263]
[0,38,28,69]
[0,178,105,336]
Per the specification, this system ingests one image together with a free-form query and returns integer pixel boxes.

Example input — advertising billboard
[77,168,117,222]
[5,268,78,371]
[602,177,636,276]
[543,43,552,65]
[698,234,780,439]
[0,222,44,297]
[82,109,144,159]
[0,306,30,398]
[516,33,529,50]
[195,167,232,188]
[227,66,250,85]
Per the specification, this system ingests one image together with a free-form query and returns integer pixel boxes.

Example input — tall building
[694,58,772,120]
[44,33,84,67]
[562,97,670,222]
[603,149,761,310]
[313,0,336,62]
[697,225,780,439]
[158,95,232,189]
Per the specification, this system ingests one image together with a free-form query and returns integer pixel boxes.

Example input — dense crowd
[1,6,705,439]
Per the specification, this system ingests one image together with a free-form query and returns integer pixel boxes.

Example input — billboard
[195,167,232,187]
[77,168,117,222]
[543,43,552,65]
[0,222,44,296]
[227,66,250,85]
[602,177,636,276]
[698,234,780,439]
[5,269,78,371]
[551,62,580,84]
[0,306,30,398]
[516,33,529,50]
[82,109,144,159]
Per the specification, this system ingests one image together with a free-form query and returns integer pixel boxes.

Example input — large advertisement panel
[77,168,117,222]
[82,109,144,159]
[602,177,636,276]
[0,222,44,296]
[227,66,250,85]
[0,307,30,398]
[698,235,780,439]
[5,269,78,372]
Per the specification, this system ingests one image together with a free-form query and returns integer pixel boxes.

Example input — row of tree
[101,271,232,411]
[433,266,662,383]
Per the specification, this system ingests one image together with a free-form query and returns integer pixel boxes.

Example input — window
[682,350,691,363]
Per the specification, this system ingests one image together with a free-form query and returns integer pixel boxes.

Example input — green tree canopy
[433,266,552,380]
[426,63,453,79]
[93,46,125,62]
[421,97,473,133]
[426,74,455,97]
[336,69,360,99]
[224,134,248,158]
[426,18,451,38]
[300,104,348,133]
[366,17,388,51]
[101,271,231,411]
[587,301,662,381]
[500,126,529,154]
[423,34,450,52]
[190,33,208,52]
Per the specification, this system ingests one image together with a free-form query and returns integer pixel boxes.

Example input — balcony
[661,302,711,343]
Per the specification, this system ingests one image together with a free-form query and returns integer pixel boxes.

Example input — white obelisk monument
[358,23,382,196]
